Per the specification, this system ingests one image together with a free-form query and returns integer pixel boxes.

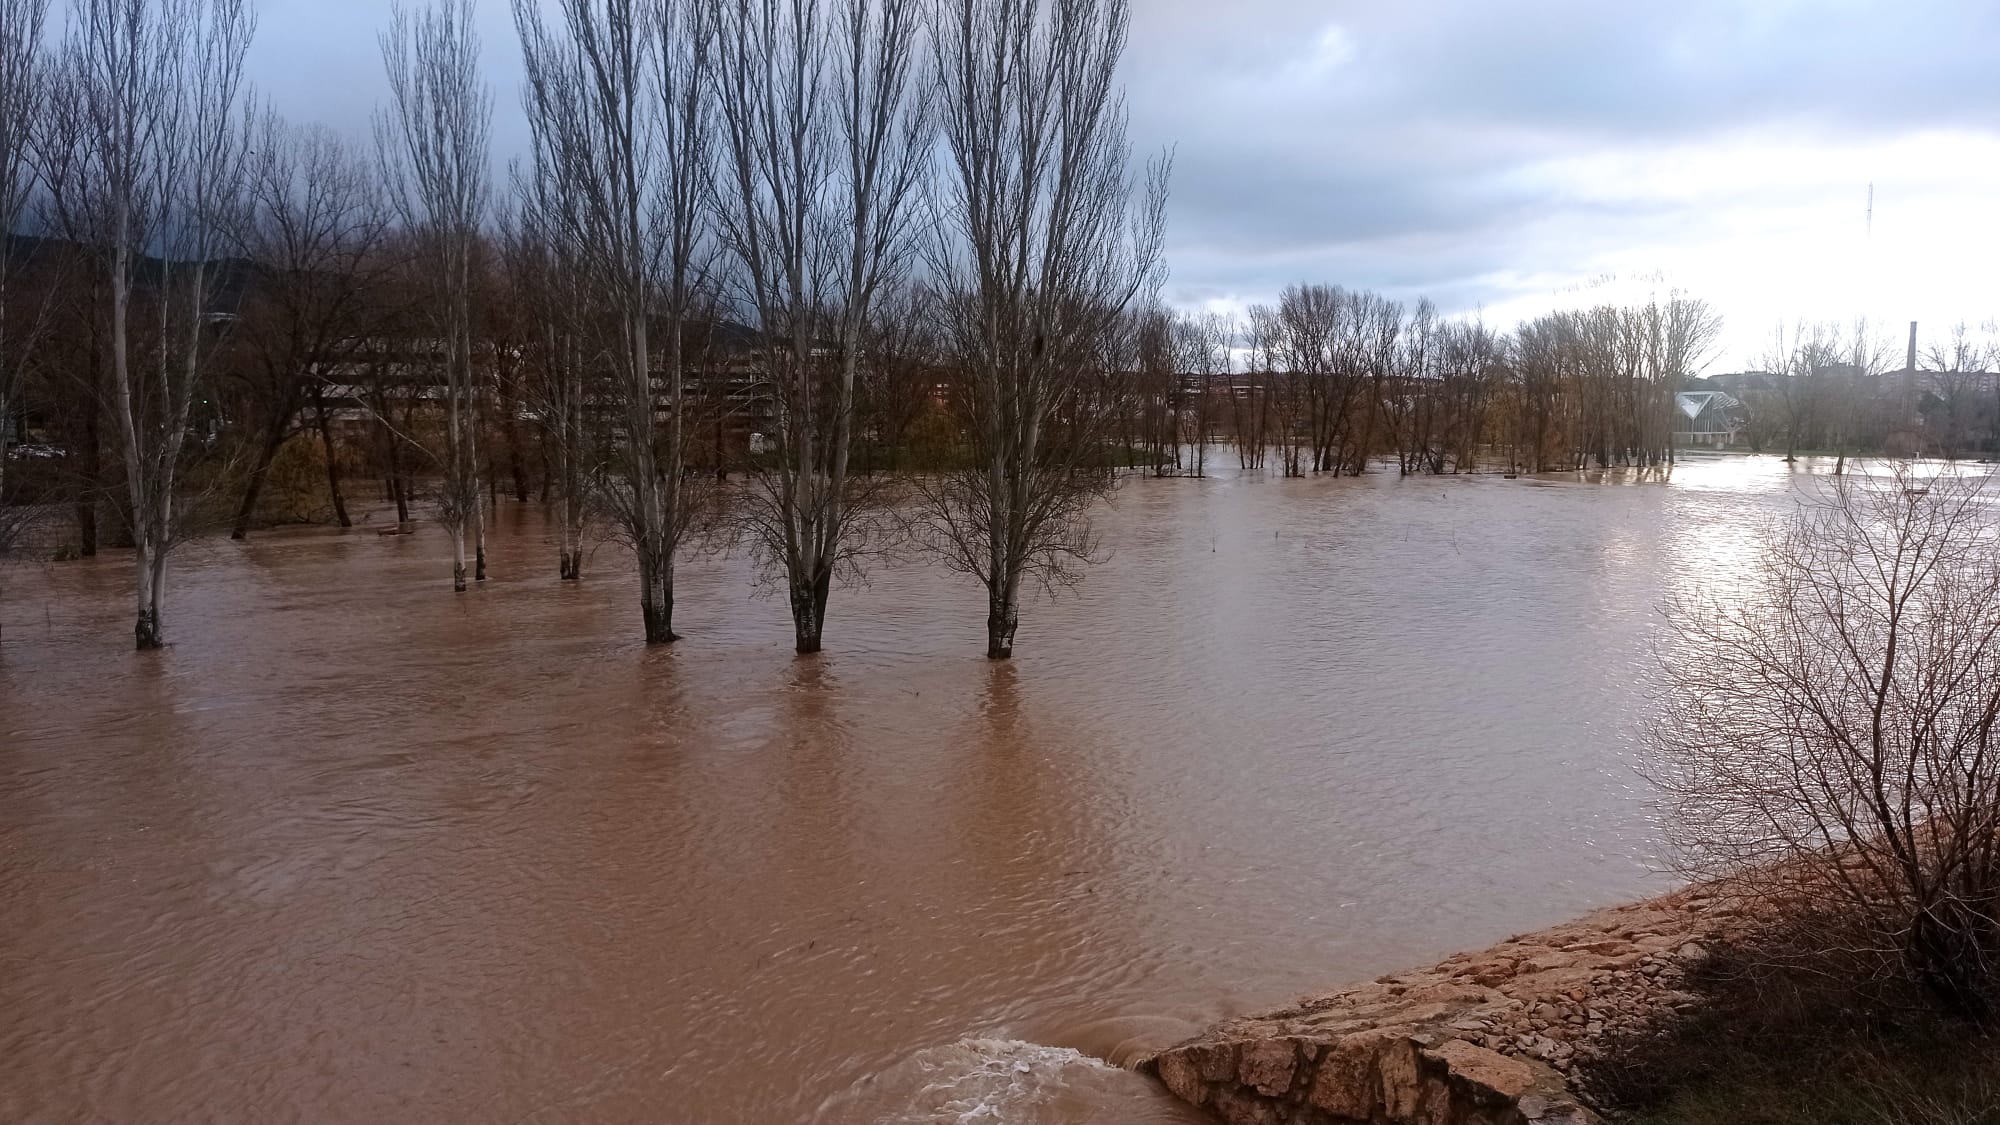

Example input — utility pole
[1900,319,1921,457]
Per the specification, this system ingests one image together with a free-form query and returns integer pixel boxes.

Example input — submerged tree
[61,0,255,648]
[0,0,51,648]
[1653,466,2000,1023]
[1923,321,1998,460]
[226,114,391,538]
[713,0,930,654]
[498,183,595,580]
[515,0,714,639]
[378,0,492,592]
[0,0,50,538]
[924,0,1167,659]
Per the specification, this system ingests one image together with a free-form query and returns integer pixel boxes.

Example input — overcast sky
[242,0,2000,370]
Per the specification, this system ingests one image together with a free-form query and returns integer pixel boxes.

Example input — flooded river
[0,456,1865,1123]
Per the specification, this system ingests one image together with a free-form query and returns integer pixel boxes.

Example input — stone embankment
[1140,888,1759,1125]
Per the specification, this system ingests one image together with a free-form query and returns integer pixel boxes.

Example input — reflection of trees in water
[771,656,862,893]
[977,661,1020,744]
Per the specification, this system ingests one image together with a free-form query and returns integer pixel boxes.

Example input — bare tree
[712,0,929,653]
[498,185,598,579]
[924,0,1167,659]
[520,0,655,631]
[1829,319,1892,475]
[1755,318,1889,474]
[855,280,942,473]
[1643,289,1722,464]
[1761,320,1837,465]
[0,0,51,539]
[1923,321,1997,461]
[378,0,492,591]
[64,0,255,648]
[1131,303,1175,475]
[1231,306,1276,472]
[515,0,719,637]
[1443,318,1505,472]
[1653,466,2000,1023]
[1173,309,1229,477]
[0,0,52,645]
[1251,284,1401,477]
[225,114,391,537]
[28,43,113,558]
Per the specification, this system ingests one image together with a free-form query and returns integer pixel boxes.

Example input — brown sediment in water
[0,460,1852,1122]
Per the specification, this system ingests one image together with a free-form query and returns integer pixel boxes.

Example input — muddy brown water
[0,456,1896,1123]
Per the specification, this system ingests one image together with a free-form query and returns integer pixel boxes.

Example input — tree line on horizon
[2,0,1995,660]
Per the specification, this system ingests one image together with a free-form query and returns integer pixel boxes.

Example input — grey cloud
[1125,0,2000,322]
[237,0,1999,334]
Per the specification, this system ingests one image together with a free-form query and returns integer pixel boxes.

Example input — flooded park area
[0,456,1898,1122]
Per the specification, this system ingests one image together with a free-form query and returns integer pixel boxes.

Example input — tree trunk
[378,410,412,531]
[986,579,1019,660]
[791,566,831,655]
[639,552,677,644]
[230,422,289,539]
[312,386,351,528]
[505,404,530,502]
[76,409,100,556]
[133,536,163,649]
[451,526,467,592]
[471,449,487,580]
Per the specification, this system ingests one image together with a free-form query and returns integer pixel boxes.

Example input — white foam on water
[821,1036,1204,1125]
[893,1039,1108,1124]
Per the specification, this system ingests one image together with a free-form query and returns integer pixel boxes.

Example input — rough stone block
[1307,1032,1385,1119]
[1240,1037,1299,1096]
[1154,1049,1207,1104]
[1424,1038,1540,1102]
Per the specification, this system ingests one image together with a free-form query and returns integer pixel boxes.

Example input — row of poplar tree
[0,0,1169,659]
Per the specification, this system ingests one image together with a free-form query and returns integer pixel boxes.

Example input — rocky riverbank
[1139,888,1762,1124]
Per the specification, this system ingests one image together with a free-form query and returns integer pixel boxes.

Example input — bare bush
[1652,464,2000,1022]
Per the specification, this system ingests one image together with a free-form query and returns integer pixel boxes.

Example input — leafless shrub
[1651,463,2000,1023]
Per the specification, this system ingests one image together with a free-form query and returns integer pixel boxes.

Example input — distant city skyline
[230,0,2000,370]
